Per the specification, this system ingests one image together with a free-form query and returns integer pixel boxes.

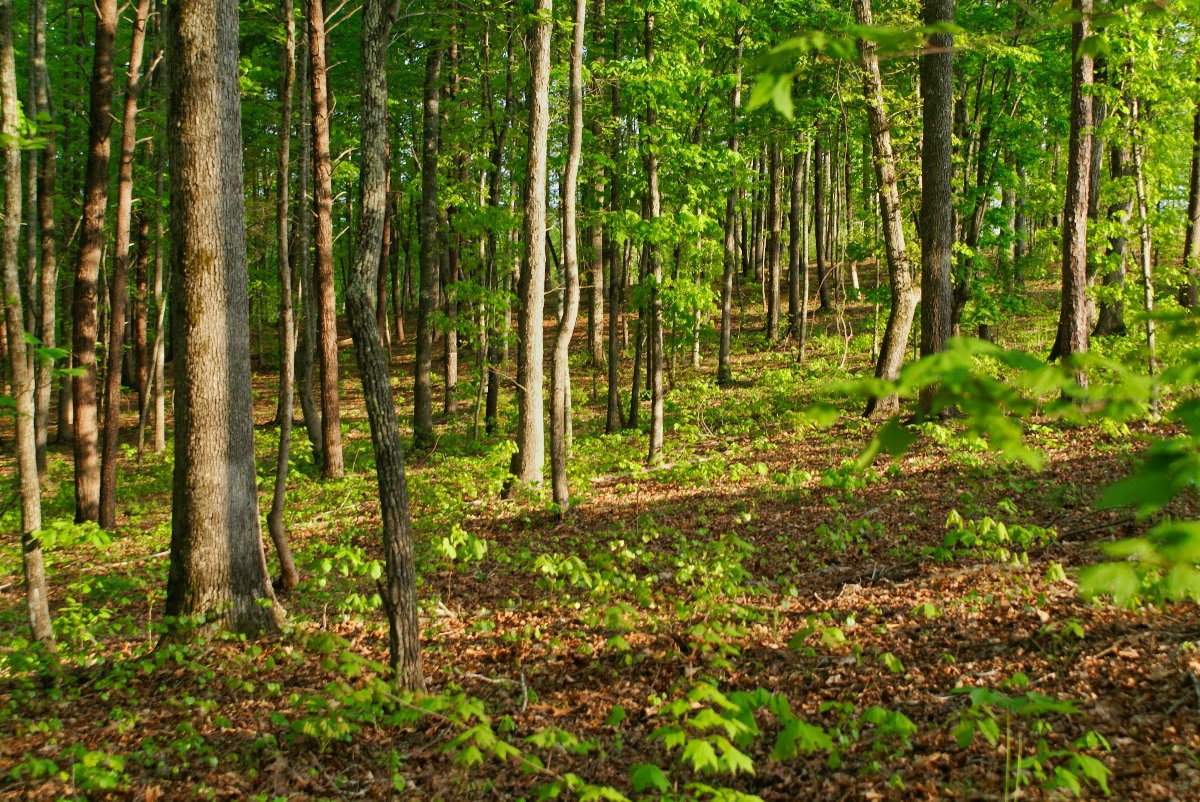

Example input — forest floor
[2,281,1200,801]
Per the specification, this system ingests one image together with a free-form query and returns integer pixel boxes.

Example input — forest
[2,0,1200,798]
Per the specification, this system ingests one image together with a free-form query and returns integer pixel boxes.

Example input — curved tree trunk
[854,0,918,419]
[99,0,151,530]
[345,0,424,690]
[71,0,117,523]
[551,0,585,512]
[164,0,281,637]
[267,0,300,595]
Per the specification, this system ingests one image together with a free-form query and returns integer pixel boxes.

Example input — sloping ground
[2,293,1198,801]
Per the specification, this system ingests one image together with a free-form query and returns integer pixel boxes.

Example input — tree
[413,42,441,449]
[70,0,117,523]
[164,0,281,636]
[344,0,424,690]
[268,0,301,594]
[1,0,53,650]
[717,18,743,386]
[308,0,344,478]
[99,0,152,530]
[551,0,585,512]
[919,0,954,408]
[1051,0,1094,390]
[509,0,552,488]
[1182,103,1200,310]
[854,0,918,419]
[29,0,56,479]
[644,10,664,465]
[765,140,783,341]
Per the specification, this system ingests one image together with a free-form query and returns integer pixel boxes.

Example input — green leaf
[681,738,719,773]
[629,763,670,793]
[1078,562,1141,606]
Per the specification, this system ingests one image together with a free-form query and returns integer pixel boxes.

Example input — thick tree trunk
[345,0,424,690]
[71,0,117,523]
[919,0,955,410]
[509,0,552,487]
[164,0,281,636]
[855,0,919,419]
[1,0,53,650]
[99,0,151,530]
[413,44,441,448]
[717,22,743,385]
[1051,0,1093,391]
[551,0,585,511]
[309,0,344,477]
[267,0,300,595]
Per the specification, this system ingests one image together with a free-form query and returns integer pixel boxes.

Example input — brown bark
[604,27,624,432]
[99,0,151,530]
[717,19,743,385]
[644,11,664,464]
[413,43,441,448]
[309,0,344,478]
[164,0,281,636]
[814,136,831,311]
[294,14,321,465]
[30,0,55,478]
[765,139,782,341]
[346,0,424,690]
[854,0,918,419]
[509,0,552,487]
[1182,102,1200,310]
[71,0,117,523]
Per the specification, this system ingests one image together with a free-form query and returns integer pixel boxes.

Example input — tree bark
[1051,0,1093,391]
[1182,102,1200,310]
[268,0,300,595]
[71,0,117,523]
[346,0,424,690]
[1,0,54,650]
[99,0,151,530]
[717,20,743,385]
[919,0,955,410]
[551,0,585,511]
[509,0,552,487]
[855,0,918,419]
[1094,141,1132,336]
[765,139,782,341]
[294,13,321,465]
[164,0,281,636]
[814,136,831,311]
[30,0,56,479]
[309,0,344,477]
[604,29,624,432]
[643,11,664,464]
[413,43,441,448]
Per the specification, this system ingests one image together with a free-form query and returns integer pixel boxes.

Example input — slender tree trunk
[1132,97,1158,415]
[483,27,513,437]
[551,0,585,512]
[919,0,954,411]
[799,139,812,362]
[855,0,918,419]
[788,145,803,340]
[309,0,344,477]
[509,0,552,487]
[1,0,53,650]
[1094,141,1132,336]
[717,21,743,385]
[31,0,56,479]
[132,215,150,423]
[814,136,831,311]
[604,30,624,432]
[643,13,664,464]
[1051,0,1093,391]
[587,0,606,369]
[98,0,151,530]
[151,149,166,452]
[345,0,424,690]
[267,0,300,595]
[164,0,281,637]
[294,17,321,465]
[413,43,441,448]
[71,0,117,523]
[765,138,782,341]
[442,32,460,418]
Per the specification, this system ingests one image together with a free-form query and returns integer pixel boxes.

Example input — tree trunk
[814,136,831,311]
[164,0,281,637]
[98,0,151,530]
[604,29,624,432]
[345,0,424,690]
[132,215,150,424]
[643,12,664,464]
[1181,102,1200,310]
[765,138,782,341]
[855,0,918,419]
[717,21,743,385]
[30,0,55,479]
[483,26,513,437]
[799,139,812,362]
[71,0,117,523]
[788,145,803,340]
[586,0,606,369]
[1,0,53,650]
[309,0,344,477]
[1051,0,1093,392]
[267,0,300,595]
[919,0,954,411]
[509,0,552,487]
[413,43,441,448]
[294,15,321,465]
[551,0,585,512]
